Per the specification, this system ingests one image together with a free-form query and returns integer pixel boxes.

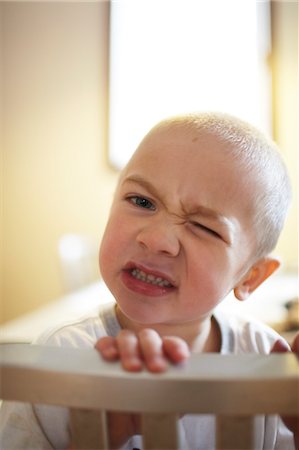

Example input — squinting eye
[192,222,222,239]
[129,196,155,210]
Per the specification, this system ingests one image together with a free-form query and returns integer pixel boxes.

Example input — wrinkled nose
[136,222,180,256]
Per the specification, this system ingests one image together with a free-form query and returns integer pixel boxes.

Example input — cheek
[186,248,233,298]
[99,218,132,275]
[99,223,119,275]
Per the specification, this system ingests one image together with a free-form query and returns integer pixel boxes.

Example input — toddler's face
[99,127,258,327]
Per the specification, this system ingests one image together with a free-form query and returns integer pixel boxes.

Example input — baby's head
[125,112,291,261]
[99,112,291,327]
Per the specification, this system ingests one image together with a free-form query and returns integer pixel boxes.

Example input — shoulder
[34,301,119,349]
[214,310,287,354]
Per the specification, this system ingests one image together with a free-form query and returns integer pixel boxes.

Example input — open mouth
[130,268,173,288]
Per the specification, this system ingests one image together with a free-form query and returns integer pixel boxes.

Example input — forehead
[124,126,236,182]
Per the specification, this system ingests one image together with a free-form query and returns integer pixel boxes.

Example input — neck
[115,305,221,353]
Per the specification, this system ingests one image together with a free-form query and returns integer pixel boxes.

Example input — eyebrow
[122,174,235,240]
[121,174,163,204]
[181,203,228,223]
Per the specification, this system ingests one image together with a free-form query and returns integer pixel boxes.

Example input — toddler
[1,112,298,449]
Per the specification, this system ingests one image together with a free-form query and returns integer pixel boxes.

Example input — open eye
[128,195,156,210]
[191,222,222,239]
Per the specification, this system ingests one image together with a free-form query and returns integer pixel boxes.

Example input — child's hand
[271,333,299,449]
[95,328,190,373]
[94,329,190,448]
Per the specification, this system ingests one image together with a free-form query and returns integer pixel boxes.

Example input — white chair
[0,344,298,449]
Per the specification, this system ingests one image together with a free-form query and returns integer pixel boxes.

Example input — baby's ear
[234,256,280,301]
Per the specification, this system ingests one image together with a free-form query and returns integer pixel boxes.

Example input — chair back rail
[1,344,298,450]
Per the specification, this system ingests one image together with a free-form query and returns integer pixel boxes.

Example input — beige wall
[270,0,298,271]
[0,3,3,323]
[1,2,298,324]
[2,2,118,323]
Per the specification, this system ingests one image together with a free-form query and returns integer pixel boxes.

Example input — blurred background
[1,1,298,335]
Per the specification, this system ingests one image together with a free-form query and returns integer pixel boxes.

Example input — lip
[121,261,177,297]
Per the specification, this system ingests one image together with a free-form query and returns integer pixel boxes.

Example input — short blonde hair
[149,112,292,259]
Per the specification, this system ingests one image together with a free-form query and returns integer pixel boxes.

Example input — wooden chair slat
[142,413,180,450]
[216,415,255,450]
[70,409,108,450]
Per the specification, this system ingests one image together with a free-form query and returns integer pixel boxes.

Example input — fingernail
[148,356,168,373]
[123,357,142,372]
[103,346,118,359]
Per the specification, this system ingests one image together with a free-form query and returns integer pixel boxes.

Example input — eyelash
[127,195,156,210]
[191,222,222,239]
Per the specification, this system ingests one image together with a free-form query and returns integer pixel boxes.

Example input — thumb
[270,338,290,353]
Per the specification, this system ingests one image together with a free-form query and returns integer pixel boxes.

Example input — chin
[116,301,167,327]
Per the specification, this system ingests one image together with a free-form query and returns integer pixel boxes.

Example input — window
[108,0,272,169]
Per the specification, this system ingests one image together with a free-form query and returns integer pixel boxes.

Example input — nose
[136,220,180,256]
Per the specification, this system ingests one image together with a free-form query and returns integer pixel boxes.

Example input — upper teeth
[131,269,172,287]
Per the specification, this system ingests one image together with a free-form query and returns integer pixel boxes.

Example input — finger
[290,333,299,354]
[138,328,168,373]
[270,338,290,353]
[95,336,119,361]
[117,330,143,372]
[162,336,190,363]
